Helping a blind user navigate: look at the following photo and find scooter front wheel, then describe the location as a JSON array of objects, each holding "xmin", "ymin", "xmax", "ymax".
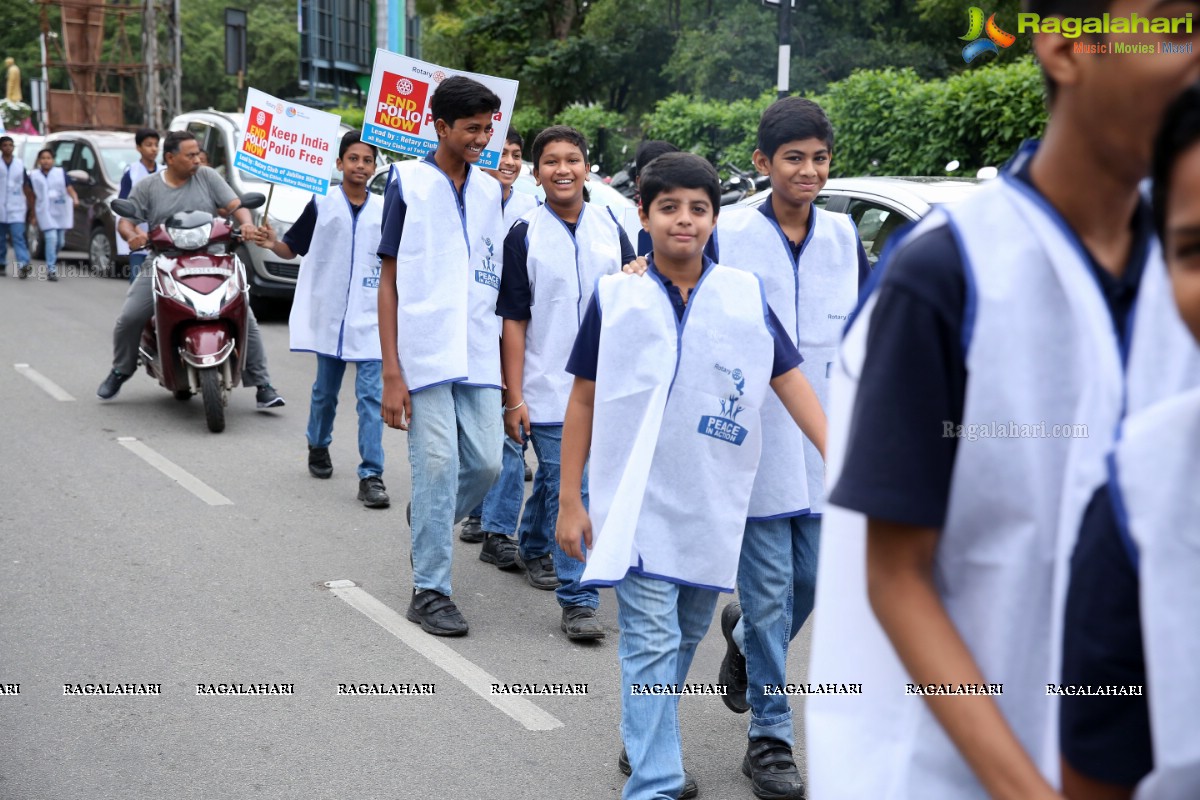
[{"xmin": 199, "ymin": 368, "xmax": 226, "ymax": 433}]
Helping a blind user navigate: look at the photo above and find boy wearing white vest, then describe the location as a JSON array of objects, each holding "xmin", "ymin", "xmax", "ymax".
[
  {"xmin": 492, "ymin": 125, "xmax": 635, "ymax": 639},
  {"xmin": 116, "ymin": 128, "xmax": 159, "ymax": 282},
  {"xmin": 29, "ymin": 148, "xmax": 78, "ymax": 282},
  {"xmin": 806, "ymin": 2, "xmax": 1200, "ymax": 798},
  {"xmin": 257, "ymin": 131, "xmax": 389, "ymax": 510},
  {"xmin": 556, "ymin": 153, "xmax": 827, "ymax": 800},
  {"xmin": 377, "ymin": 76, "xmax": 508, "ymax": 638},
  {"xmin": 1057, "ymin": 82, "xmax": 1200, "ymax": 800},
  {"xmin": 462, "ymin": 128, "xmax": 539, "ymax": 546},
  {"xmin": 705, "ymin": 96, "xmax": 870, "ymax": 800},
  {"xmin": 0, "ymin": 135, "xmax": 35, "ymax": 278}
]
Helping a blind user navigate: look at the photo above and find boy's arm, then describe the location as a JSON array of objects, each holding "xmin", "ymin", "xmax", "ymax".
[
  {"xmin": 256, "ymin": 197, "xmax": 317, "ymax": 259},
  {"xmin": 555, "ymin": 376, "xmax": 595, "ymax": 562},
  {"xmin": 769, "ymin": 367, "xmax": 826, "ymax": 459},
  {"xmin": 500, "ymin": 319, "xmax": 530, "ymax": 442},
  {"xmin": 377, "ymin": 255, "xmax": 411, "ymax": 430},
  {"xmin": 867, "ymin": 520, "xmax": 1063, "ymax": 800},
  {"xmin": 67, "ymin": 183, "xmax": 79, "ymax": 206}
]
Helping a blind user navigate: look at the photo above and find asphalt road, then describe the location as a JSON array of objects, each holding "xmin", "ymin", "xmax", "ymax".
[{"xmin": 0, "ymin": 264, "xmax": 813, "ymax": 800}]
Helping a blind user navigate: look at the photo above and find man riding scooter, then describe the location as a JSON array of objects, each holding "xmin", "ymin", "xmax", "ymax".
[{"xmin": 97, "ymin": 130, "xmax": 285, "ymax": 408}]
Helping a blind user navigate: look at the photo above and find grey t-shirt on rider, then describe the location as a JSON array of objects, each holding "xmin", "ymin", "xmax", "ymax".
[{"xmin": 122, "ymin": 166, "xmax": 237, "ymax": 229}]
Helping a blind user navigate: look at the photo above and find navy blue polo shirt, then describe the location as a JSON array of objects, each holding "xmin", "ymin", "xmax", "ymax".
[
  {"xmin": 280, "ymin": 192, "xmax": 365, "ymax": 257},
  {"xmin": 117, "ymin": 163, "xmax": 156, "ymax": 199},
  {"xmin": 496, "ymin": 210, "xmax": 637, "ymax": 321},
  {"xmin": 705, "ymin": 196, "xmax": 873, "ymax": 290},
  {"xmin": 565, "ymin": 257, "xmax": 803, "ymax": 382},
  {"xmin": 378, "ymin": 153, "xmax": 477, "ymax": 259},
  {"xmin": 829, "ymin": 151, "xmax": 1154, "ymax": 529}
]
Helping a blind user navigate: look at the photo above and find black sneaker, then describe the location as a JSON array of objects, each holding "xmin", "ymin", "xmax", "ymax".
[
  {"xmin": 719, "ymin": 601, "xmax": 750, "ymax": 713},
  {"xmin": 459, "ymin": 515, "xmax": 484, "ymax": 543},
  {"xmin": 357, "ymin": 476, "xmax": 390, "ymax": 508},
  {"xmin": 742, "ymin": 738, "xmax": 806, "ymax": 800},
  {"xmin": 479, "ymin": 533, "xmax": 520, "ymax": 570},
  {"xmin": 561, "ymin": 605, "xmax": 605, "ymax": 640},
  {"xmin": 618, "ymin": 747, "xmax": 698, "ymax": 799},
  {"xmin": 307, "ymin": 445, "xmax": 333, "ymax": 479},
  {"xmin": 522, "ymin": 553, "xmax": 560, "ymax": 590},
  {"xmin": 97, "ymin": 369, "xmax": 132, "ymax": 400},
  {"xmin": 17, "ymin": 264, "xmax": 31, "ymax": 279},
  {"xmin": 256, "ymin": 384, "xmax": 285, "ymax": 408},
  {"xmin": 47, "ymin": 270, "xmax": 58, "ymax": 282},
  {"xmin": 406, "ymin": 589, "xmax": 468, "ymax": 636}
]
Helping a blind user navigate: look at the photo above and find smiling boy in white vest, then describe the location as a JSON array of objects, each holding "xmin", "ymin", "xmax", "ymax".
[
  {"xmin": 705, "ymin": 96, "xmax": 870, "ymax": 800},
  {"xmin": 377, "ymin": 76, "xmax": 508, "ymax": 637},
  {"xmin": 116, "ymin": 128, "xmax": 159, "ymax": 282},
  {"xmin": 806, "ymin": 1, "xmax": 1200, "ymax": 798},
  {"xmin": 491, "ymin": 125, "xmax": 635, "ymax": 639},
  {"xmin": 257, "ymin": 130, "xmax": 388, "ymax": 510},
  {"xmin": 556, "ymin": 152, "xmax": 827, "ymax": 800}
]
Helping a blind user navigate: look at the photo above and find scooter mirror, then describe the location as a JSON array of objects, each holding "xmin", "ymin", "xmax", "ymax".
[
  {"xmin": 240, "ymin": 192, "xmax": 267, "ymax": 210},
  {"xmin": 111, "ymin": 198, "xmax": 140, "ymax": 219}
]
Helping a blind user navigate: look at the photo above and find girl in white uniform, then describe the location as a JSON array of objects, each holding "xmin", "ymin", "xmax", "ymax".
[{"xmin": 29, "ymin": 148, "xmax": 78, "ymax": 281}]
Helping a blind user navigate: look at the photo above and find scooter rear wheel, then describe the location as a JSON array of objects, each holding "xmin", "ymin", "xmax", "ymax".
[{"xmin": 199, "ymin": 368, "xmax": 225, "ymax": 433}]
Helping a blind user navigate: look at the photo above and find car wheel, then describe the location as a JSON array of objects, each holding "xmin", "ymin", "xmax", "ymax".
[
  {"xmin": 89, "ymin": 226, "xmax": 116, "ymax": 278},
  {"xmin": 25, "ymin": 220, "xmax": 42, "ymax": 260}
]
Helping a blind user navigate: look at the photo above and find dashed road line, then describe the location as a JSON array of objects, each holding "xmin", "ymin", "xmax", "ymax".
[
  {"xmin": 117, "ymin": 437, "xmax": 233, "ymax": 506},
  {"xmin": 14, "ymin": 364, "xmax": 75, "ymax": 401}
]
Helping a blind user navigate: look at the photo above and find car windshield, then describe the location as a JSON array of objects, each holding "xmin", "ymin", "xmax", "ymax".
[{"xmin": 100, "ymin": 146, "xmax": 142, "ymax": 181}]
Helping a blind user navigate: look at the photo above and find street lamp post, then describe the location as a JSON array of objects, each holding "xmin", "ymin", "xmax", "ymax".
[{"xmin": 761, "ymin": 0, "xmax": 797, "ymax": 99}]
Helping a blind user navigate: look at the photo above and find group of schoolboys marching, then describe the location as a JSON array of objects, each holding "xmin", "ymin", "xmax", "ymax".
[{"xmin": 90, "ymin": 7, "xmax": 1198, "ymax": 795}]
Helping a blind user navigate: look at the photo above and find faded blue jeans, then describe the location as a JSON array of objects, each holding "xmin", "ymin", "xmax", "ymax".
[
  {"xmin": 407, "ymin": 382, "xmax": 503, "ymax": 596},
  {"xmin": 306, "ymin": 355, "xmax": 384, "ymax": 479},
  {"xmin": 733, "ymin": 513, "xmax": 822, "ymax": 748},
  {"xmin": 0, "ymin": 221, "xmax": 30, "ymax": 268},
  {"xmin": 616, "ymin": 571, "xmax": 720, "ymax": 800},
  {"xmin": 517, "ymin": 425, "xmax": 595, "ymax": 609},
  {"xmin": 43, "ymin": 228, "xmax": 65, "ymax": 273}
]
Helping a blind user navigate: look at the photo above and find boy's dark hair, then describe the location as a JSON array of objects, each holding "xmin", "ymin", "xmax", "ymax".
[
  {"xmin": 36, "ymin": 148, "xmax": 53, "ymax": 160},
  {"xmin": 757, "ymin": 97, "xmax": 834, "ymax": 160},
  {"xmin": 429, "ymin": 76, "xmax": 501, "ymax": 128},
  {"xmin": 338, "ymin": 129, "xmax": 377, "ymax": 160},
  {"xmin": 1151, "ymin": 81, "xmax": 1200, "ymax": 243},
  {"xmin": 135, "ymin": 128, "xmax": 159, "ymax": 148},
  {"xmin": 638, "ymin": 152, "xmax": 721, "ymax": 212},
  {"xmin": 0, "ymin": 135, "xmax": 12, "ymax": 146},
  {"xmin": 1023, "ymin": 0, "xmax": 1115, "ymax": 106},
  {"xmin": 633, "ymin": 140, "xmax": 680, "ymax": 181},
  {"xmin": 506, "ymin": 130, "xmax": 524, "ymax": 150},
  {"xmin": 162, "ymin": 130, "xmax": 195, "ymax": 156},
  {"xmin": 531, "ymin": 125, "xmax": 588, "ymax": 171}
]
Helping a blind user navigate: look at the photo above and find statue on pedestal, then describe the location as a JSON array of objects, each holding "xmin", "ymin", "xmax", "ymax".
[{"xmin": 5, "ymin": 58, "xmax": 21, "ymax": 104}]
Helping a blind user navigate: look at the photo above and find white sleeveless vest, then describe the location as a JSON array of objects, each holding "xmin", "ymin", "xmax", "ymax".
[
  {"xmin": 715, "ymin": 204, "xmax": 860, "ymax": 517},
  {"xmin": 619, "ymin": 206, "xmax": 653, "ymax": 257},
  {"xmin": 30, "ymin": 167, "xmax": 72, "ymax": 231},
  {"xmin": 391, "ymin": 158, "xmax": 505, "ymax": 392},
  {"xmin": 806, "ymin": 175, "xmax": 1200, "ymax": 800},
  {"xmin": 522, "ymin": 203, "xmax": 623, "ymax": 424},
  {"xmin": 289, "ymin": 188, "xmax": 385, "ymax": 361},
  {"xmin": 582, "ymin": 264, "xmax": 775, "ymax": 591},
  {"xmin": 1112, "ymin": 388, "xmax": 1200, "ymax": 800},
  {"xmin": 502, "ymin": 189, "xmax": 537, "ymax": 229},
  {"xmin": 0, "ymin": 156, "xmax": 27, "ymax": 224},
  {"xmin": 116, "ymin": 161, "xmax": 156, "ymax": 256}
]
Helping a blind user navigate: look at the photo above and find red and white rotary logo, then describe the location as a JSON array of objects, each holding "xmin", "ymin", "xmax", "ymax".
[
  {"xmin": 256, "ymin": 110, "xmax": 266, "ymax": 126},
  {"xmin": 395, "ymin": 78, "xmax": 415, "ymax": 96},
  {"xmin": 433, "ymin": 71, "xmax": 446, "ymax": 83}
]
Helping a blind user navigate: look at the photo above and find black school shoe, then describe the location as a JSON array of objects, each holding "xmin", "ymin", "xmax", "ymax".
[
  {"xmin": 479, "ymin": 533, "xmax": 520, "ymax": 570},
  {"xmin": 307, "ymin": 445, "xmax": 333, "ymax": 479},
  {"xmin": 618, "ymin": 747, "xmax": 698, "ymax": 799},
  {"xmin": 358, "ymin": 476, "xmax": 390, "ymax": 508},
  {"xmin": 742, "ymin": 738, "xmax": 806, "ymax": 800},
  {"xmin": 406, "ymin": 589, "xmax": 468, "ymax": 636},
  {"xmin": 459, "ymin": 515, "xmax": 484, "ymax": 543},
  {"xmin": 560, "ymin": 605, "xmax": 605, "ymax": 640},
  {"xmin": 718, "ymin": 601, "xmax": 750, "ymax": 713}
]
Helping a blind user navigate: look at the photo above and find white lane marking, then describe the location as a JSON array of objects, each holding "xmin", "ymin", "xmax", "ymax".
[
  {"xmin": 116, "ymin": 437, "xmax": 233, "ymax": 506},
  {"xmin": 13, "ymin": 363, "xmax": 75, "ymax": 402},
  {"xmin": 324, "ymin": 581, "xmax": 564, "ymax": 732}
]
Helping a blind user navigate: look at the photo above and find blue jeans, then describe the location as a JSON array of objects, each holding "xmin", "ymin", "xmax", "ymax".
[
  {"xmin": 517, "ymin": 425, "xmax": 595, "ymax": 609},
  {"xmin": 733, "ymin": 513, "xmax": 821, "ymax": 748},
  {"xmin": 128, "ymin": 253, "xmax": 146, "ymax": 282},
  {"xmin": 0, "ymin": 221, "xmax": 30, "ymax": 267},
  {"xmin": 43, "ymin": 228, "xmax": 65, "ymax": 271},
  {"xmin": 616, "ymin": 571, "xmax": 720, "ymax": 800},
  {"xmin": 407, "ymin": 382, "xmax": 503, "ymax": 596},
  {"xmin": 479, "ymin": 433, "xmax": 526, "ymax": 535},
  {"xmin": 306, "ymin": 355, "xmax": 384, "ymax": 479}
]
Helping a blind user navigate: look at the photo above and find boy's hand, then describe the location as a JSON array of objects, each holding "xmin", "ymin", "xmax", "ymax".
[
  {"xmin": 255, "ymin": 221, "xmax": 276, "ymax": 247},
  {"xmin": 555, "ymin": 498, "xmax": 592, "ymax": 562},
  {"xmin": 622, "ymin": 256, "xmax": 648, "ymax": 276},
  {"xmin": 504, "ymin": 400, "xmax": 530, "ymax": 443},
  {"xmin": 382, "ymin": 374, "xmax": 412, "ymax": 431}
]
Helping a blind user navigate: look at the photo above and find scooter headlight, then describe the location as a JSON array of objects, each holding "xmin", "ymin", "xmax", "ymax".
[{"xmin": 166, "ymin": 223, "xmax": 212, "ymax": 251}]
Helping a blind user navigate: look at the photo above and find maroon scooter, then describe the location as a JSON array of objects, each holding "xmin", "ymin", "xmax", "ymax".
[{"xmin": 111, "ymin": 193, "xmax": 265, "ymax": 432}]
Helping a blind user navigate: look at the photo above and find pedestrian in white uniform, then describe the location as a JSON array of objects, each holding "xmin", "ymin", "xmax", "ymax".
[
  {"xmin": 115, "ymin": 128, "xmax": 160, "ymax": 282},
  {"xmin": 0, "ymin": 134, "xmax": 35, "ymax": 277},
  {"xmin": 28, "ymin": 148, "xmax": 78, "ymax": 281}
]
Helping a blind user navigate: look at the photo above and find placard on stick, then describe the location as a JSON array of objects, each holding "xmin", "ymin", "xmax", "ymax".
[{"xmin": 233, "ymin": 89, "xmax": 342, "ymax": 195}]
